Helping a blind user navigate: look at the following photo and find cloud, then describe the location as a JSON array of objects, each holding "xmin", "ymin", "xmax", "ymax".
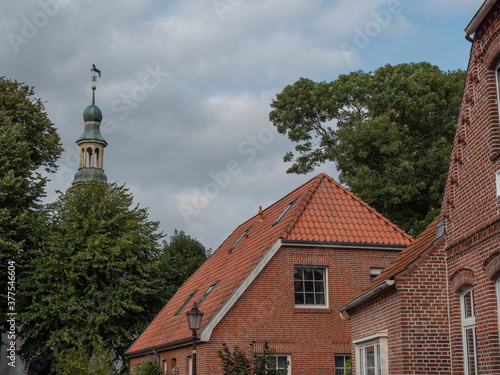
[{"xmin": 0, "ymin": 0, "xmax": 481, "ymax": 249}]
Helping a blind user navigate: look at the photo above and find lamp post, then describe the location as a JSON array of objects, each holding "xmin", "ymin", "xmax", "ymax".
[{"xmin": 186, "ymin": 302, "xmax": 203, "ymax": 375}]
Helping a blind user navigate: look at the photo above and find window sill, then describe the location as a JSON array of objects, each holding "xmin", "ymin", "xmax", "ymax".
[{"xmin": 294, "ymin": 307, "xmax": 331, "ymax": 314}]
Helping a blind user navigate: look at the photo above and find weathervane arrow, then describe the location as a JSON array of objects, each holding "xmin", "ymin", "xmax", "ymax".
[{"xmin": 91, "ymin": 64, "xmax": 101, "ymax": 82}]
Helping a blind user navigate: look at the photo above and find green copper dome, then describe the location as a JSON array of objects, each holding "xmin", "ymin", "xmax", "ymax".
[
  {"xmin": 83, "ymin": 104, "xmax": 102, "ymax": 123},
  {"xmin": 72, "ymin": 169, "xmax": 108, "ymax": 184},
  {"xmin": 77, "ymin": 123, "xmax": 107, "ymax": 144}
]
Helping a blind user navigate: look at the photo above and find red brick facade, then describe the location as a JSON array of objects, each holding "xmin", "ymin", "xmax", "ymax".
[
  {"xmin": 442, "ymin": 2, "xmax": 500, "ymax": 373},
  {"xmin": 342, "ymin": 2, "xmax": 500, "ymax": 374},
  {"xmin": 132, "ymin": 245, "xmax": 399, "ymax": 375},
  {"xmin": 130, "ymin": 246, "xmax": 403, "ymax": 374},
  {"xmin": 340, "ymin": 219, "xmax": 451, "ymax": 374}
]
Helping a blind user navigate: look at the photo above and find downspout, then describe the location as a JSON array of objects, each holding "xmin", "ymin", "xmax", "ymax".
[
  {"xmin": 339, "ymin": 311, "xmax": 350, "ymax": 321},
  {"xmin": 153, "ymin": 348, "xmax": 160, "ymax": 366},
  {"xmin": 465, "ymin": 0, "xmax": 496, "ymax": 42}
]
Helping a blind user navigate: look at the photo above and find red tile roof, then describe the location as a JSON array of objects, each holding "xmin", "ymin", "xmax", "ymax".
[
  {"xmin": 338, "ymin": 216, "xmax": 441, "ymax": 312},
  {"xmin": 126, "ymin": 173, "xmax": 412, "ymax": 356}
]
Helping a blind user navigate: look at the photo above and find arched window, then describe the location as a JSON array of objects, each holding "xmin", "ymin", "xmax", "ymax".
[
  {"xmin": 86, "ymin": 147, "xmax": 93, "ymax": 168},
  {"xmin": 461, "ymin": 287, "xmax": 477, "ymax": 375},
  {"xmin": 95, "ymin": 148, "xmax": 100, "ymax": 169}
]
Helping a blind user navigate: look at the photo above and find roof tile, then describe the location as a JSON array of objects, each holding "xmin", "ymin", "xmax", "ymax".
[{"xmin": 126, "ymin": 173, "xmax": 412, "ymax": 356}]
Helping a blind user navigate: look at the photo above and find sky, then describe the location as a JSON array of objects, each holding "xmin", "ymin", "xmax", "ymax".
[{"xmin": 1, "ymin": 0, "xmax": 485, "ymax": 251}]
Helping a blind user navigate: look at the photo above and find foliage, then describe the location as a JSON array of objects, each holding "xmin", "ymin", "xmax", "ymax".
[
  {"xmin": 269, "ymin": 62, "xmax": 465, "ymax": 234},
  {"xmin": 159, "ymin": 229, "xmax": 209, "ymax": 300},
  {"xmin": 18, "ymin": 181, "xmax": 164, "ymax": 366},
  {"xmin": 218, "ymin": 342, "xmax": 287, "ymax": 375},
  {"xmin": 0, "ymin": 76, "xmax": 62, "ymax": 333},
  {"xmin": 133, "ymin": 358, "xmax": 162, "ymax": 375},
  {"xmin": 51, "ymin": 336, "xmax": 117, "ymax": 375},
  {"xmin": 344, "ymin": 358, "xmax": 352, "ymax": 375}
]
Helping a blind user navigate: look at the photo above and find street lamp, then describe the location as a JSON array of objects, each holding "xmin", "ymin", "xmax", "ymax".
[{"xmin": 186, "ymin": 302, "xmax": 203, "ymax": 375}]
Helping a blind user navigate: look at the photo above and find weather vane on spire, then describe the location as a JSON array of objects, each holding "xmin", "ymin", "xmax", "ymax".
[{"xmin": 91, "ymin": 64, "xmax": 101, "ymax": 83}]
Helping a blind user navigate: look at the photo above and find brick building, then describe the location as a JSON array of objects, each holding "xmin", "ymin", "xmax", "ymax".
[
  {"xmin": 125, "ymin": 173, "xmax": 412, "ymax": 374},
  {"xmin": 338, "ymin": 218, "xmax": 450, "ymax": 375},
  {"xmin": 340, "ymin": 1, "xmax": 500, "ymax": 374},
  {"xmin": 443, "ymin": 0, "xmax": 500, "ymax": 373}
]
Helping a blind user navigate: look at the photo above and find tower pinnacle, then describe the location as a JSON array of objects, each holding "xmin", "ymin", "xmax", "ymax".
[{"xmin": 72, "ymin": 83, "xmax": 108, "ymax": 185}]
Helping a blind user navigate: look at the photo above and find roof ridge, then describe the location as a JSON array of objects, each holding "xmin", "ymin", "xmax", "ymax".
[
  {"xmin": 323, "ymin": 175, "xmax": 413, "ymax": 242},
  {"xmin": 280, "ymin": 174, "xmax": 325, "ymax": 239}
]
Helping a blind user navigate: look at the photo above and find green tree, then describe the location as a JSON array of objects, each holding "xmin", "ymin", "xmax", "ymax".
[
  {"xmin": 0, "ymin": 77, "xmax": 62, "ymax": 333},
  {"xmin": 51, "ymin": 336, "xmax": 117, "ymax": 375},
  {"xmin": 18, "ymin": 181, "xmax": 164, "ymax": 369},
  {"xmin": 269, "ymin": 62, "xmax": 465, "ymax": 234},
  {"xmin": 159, "ymin": 229, "xmax": 209, "ymax": 300}
]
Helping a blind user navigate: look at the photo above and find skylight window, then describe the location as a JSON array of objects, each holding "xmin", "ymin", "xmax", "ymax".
[
  {"xmin": 272, "ymin": 198, "xmax": 297, "ymax": 226},
  {"xmin": 173, "ymin": 290, "xmax": 197, "ymax": 317},
  {"xmin": 197, "ymin": 281, "xmax": 219, "ymax": 306},
  {"xmin": 230, "ymin": 226, "xmax": 251, "ymax": 251}
]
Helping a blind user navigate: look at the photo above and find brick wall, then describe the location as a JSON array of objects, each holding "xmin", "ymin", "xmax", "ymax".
[
  {"xmin": 440, "ymin": 3, "xmax": 500, "ymax": 374},
  {"xmin": 130, "ymin": 244, "xmax": 399, "ymax": 375},
  {"xmin": 348, "ymin": 243, "xmax": 450, "ymax": 374}
]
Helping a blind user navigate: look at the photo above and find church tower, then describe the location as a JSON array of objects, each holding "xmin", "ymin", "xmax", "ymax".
[{"xmin": 72, "ymin": 85, "xmax": 108, "ymax": 184}]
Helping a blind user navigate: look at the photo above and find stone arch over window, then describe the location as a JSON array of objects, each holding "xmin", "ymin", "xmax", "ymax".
[{"xmin": 450, "ymin": 269, "xmax": 475, "ymax": 294}]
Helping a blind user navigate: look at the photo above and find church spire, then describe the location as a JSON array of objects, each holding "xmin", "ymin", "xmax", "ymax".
[{"xmin": 72, "ymin": 82, "xmax": 108, "ymax": 185}]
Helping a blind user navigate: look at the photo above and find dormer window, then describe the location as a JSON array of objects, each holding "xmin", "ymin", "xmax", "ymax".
[
  {"xmin": 197, "ymin": 281, "xmax": 219, "ymax": 306},
  {"xmin": 231, "ymin": 227, "xmax": 251, "ymax": 251},
  {"xmin": 272, "ymin": 198, "xmax": 297, "ymax": 226},
  {"xmin": 173, "ymin": 290, "xmax": 197, "ymax": 317}
]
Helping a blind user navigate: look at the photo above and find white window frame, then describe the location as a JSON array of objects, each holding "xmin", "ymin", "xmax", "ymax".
[
  {"xmin": 353, "ymin": 331, "xmax": 388, "ymax": 375},
  {"xmin": 497, "ymin": 280, "xmax": 500, "ymax": 331},
  {"xmin": 461, "ymin": 287, "xmax": 478, "ymax": 375},
  {"xmin": 334, "ymin": 353, "xmax": 352, "ymax": 375},
  {"xmin": 293, "ymin": 266, "xmax": 328, "ymax": 308},
  {"xmin": 256, "ymin": 354, "xmax": 291, "ymax": 375},
  {"xmin": 370, "ymin": 267, "xmax": 384, "ymax": 282},
  {"xmin": 496, "ymin": 170, "xmax": 500, "ymax": 197}
]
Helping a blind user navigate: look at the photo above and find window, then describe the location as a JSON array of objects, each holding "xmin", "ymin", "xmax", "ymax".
[
  {"xmin": 294, "ymin": 267, "xmax": 327, "ymax": 306},
  {"xmin": 273, "ymin": 198, "xmax": 297, "ymax": 226},
  {"xmin": 461, "ymin": 288, "xmax": 477, "ymax": 375},
  {"xmin": 256, "ymin": 354, "xmax": 290, "ymax": 375},
  {"xmin": 197, "ymin": 281, "xmax": 219, "ymax": 306},
  {"xmin": 496, "ymin": 64, "xmax": 500, "ymax": 110},
  {"xmin": 358, "ymin": 342, "xmax": 380, "ymax": 375},
  {"xmin": 335, "ymin": 354, "xmax": 351, "ymax": 375},
  {"xmin": 173, "ymin": 290, "xmax": 197, "ymax": 316},
  {"xmin": 496, "ymin": 170, "xmax": 500, "ymax": 197},
  {"xmin": 231, "ymin": 226, "xmax": 251, "ymax": 251},
  {"xmin": 353, "ymin": 332, "xmax": 388, "ymax": 375},
  {"xmin": 369, "ymin": 268, "xmax": 383, "ymax": 282},
  {"xmin": 497, "ymin": 280, "xmax": 500, "ymax": 332}
]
